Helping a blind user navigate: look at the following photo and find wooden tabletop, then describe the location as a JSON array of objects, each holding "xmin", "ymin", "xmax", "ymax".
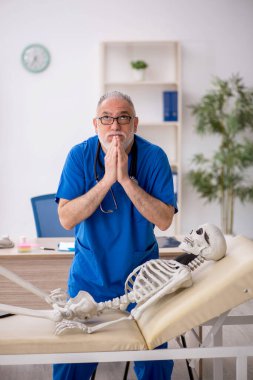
[
  {"xmin": 0, "ymin": 237, "xmax": 184, "ymax": 258},
  {"xmin": 0, "ymin": 237, "xmax": 74, "ymax": 258},
  {"xmin": 0, "ymin": 237, "xmax": 184, "ymax": 309}
]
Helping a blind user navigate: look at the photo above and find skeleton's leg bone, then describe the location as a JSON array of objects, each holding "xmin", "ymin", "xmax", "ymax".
[
  {"xmin": 0, "ymin": 265, "xmax": 52, "ymax": 304},
  {"xmin": 131, "ymin": 266, "xmax": 193, "ymax": 319},
  {"xmin": 0, "ymin": 303, "xmax": 62, "ymax": 322},
  {"xmin": 87, "ymin": 315, "xmax": 132, "ymax": 334}
]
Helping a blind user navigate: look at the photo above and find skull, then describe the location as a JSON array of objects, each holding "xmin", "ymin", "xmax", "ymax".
[{"xmin": 180, "ymin": 223, "xmax": 227, "ymax": 261}]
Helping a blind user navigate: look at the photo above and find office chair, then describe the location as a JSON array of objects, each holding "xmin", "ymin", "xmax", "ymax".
[{"xmin": 31, "ymin": 193, "xmax": 74, "ymax": 237}]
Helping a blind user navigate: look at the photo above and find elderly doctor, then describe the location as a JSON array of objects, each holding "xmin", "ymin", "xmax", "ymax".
[{"xmin": 54, "ymin": 91, "xmax": 178, "ymax": 380}]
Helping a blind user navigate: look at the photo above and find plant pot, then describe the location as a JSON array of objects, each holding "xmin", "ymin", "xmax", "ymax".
[{"xmin": 132, "ymin": 68, "xmax": 145, "ymax": 81}]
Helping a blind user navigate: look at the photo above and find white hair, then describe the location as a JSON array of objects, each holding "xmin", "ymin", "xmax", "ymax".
[{"xmin": 97, "ymin": 91, "xmax": 136, "ymax": 115}]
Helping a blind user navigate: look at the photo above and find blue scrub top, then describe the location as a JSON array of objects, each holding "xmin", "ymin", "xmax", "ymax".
[{"xmin": 56, "ymin": 135, "xmax": 177, "ymax": 302}]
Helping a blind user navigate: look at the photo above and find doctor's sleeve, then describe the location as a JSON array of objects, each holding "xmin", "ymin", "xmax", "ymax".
[{"xmin": 56, "ymin": 145, "xmax": 86, "ymax": 203}]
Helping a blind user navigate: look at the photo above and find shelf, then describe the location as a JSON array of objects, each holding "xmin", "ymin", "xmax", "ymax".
[
  {"xmin": 105, "ymin": 81, "xmax": 178, "ymax": 88},
  {"xmin": 102, "ymin": 41, "xmax": 179, "ymax": 84},
  {"xmin": 103, "ymin": 40, "xmax": 178, "ymax": 46},
  {"xmin": 100, "ymin": 40, "xmax": 181, "ymax": 234},
  {"xmin": 138, "ymin": 122, "xmax": 179, "ymax": 128}
]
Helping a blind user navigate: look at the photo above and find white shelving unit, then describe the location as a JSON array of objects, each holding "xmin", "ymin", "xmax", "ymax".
[{"xmin": 99, "ymin": 41, "xmax": 182, "ymax": 235}]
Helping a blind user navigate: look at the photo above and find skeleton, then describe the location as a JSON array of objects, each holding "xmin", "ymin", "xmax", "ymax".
[{"xmin": 0, "ymin": 223, "xmax": 227, "ymax": 334}]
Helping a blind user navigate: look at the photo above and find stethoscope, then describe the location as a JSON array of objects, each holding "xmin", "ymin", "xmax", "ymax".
[{"xmin": 93, "ymin": 138, "xmax": 138, "ymax": 213}]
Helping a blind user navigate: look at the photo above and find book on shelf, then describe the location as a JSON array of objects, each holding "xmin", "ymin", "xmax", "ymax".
[
  {"xmin": 172, "ymin": 170, "xmax": 178, "ymax": 203},
  {"xmin": 163, "ymin": 91, "xmax": 178, "ymax": 122}
]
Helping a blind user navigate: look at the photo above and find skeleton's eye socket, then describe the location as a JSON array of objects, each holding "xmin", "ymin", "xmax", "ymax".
[
  {"xmin": 196, "ymin": 228, "xmax": 203, "ymax": 235},
  {"xmin": 204, "ymin": 232, "xmax": 210, "ymax": 245}
]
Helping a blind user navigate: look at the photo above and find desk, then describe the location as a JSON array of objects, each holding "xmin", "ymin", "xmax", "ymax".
[{"xmin": 0, "ymin": 237, "xmax": 183, "ymax": 309}]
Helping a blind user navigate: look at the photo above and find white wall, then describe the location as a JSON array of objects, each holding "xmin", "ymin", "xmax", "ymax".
[{"xmin": 0, "ymin": 0, "xmax": 253, "ymax": 239}]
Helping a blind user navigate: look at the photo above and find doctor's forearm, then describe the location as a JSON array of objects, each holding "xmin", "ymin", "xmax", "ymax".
[
  {"xmin": 121, "ymin": 178, "xmax": 175, "ymax": 231},
  {"xmin": 58, "ymin": 179, "xmax": 112, "ymax": 229}
]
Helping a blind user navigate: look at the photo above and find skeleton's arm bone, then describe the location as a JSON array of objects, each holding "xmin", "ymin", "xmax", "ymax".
[
  {"xmin": 87, "ymin": 315, "xmax": 132, "ymax": 333},
  {"xmin": 0, "ymin": 265, "xmax": 52, "ymax": 304},
  {"xmin": 0, "ymin": 303, "xmax": 62, "ymax": 321},
  {"xmin": 55, "ymin": 314, "xmax": 132, "ymax": 335},
  {"xmin": 131, "ymin": 265, "xmax": 192, "ymax": 319}
]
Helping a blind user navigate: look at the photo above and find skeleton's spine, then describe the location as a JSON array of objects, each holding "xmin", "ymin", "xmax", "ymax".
[
  {"xmin": 188, "ymin": 256, "xmax": 205, "ymax": 271},
  {"xmin": 97, "ymin": 294, "xmax": 132, "ymax": 312}
]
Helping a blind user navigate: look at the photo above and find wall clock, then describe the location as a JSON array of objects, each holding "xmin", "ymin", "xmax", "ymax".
[{"xmin": 21, "ymin": 44, "xmax": 51, "ymax": 73}]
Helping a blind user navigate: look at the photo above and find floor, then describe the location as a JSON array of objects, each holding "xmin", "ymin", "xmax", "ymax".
[{"xmin": 0, "ymin": 300, "xmax": 252, "ymax": 380}]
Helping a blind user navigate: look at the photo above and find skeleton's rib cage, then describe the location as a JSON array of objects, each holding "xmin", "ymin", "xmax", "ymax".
[{"xmin": 125, "ymin": 259, "xmax": 189, "ymax": 304}]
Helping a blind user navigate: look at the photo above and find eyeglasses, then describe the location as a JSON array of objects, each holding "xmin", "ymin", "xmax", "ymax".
[{"xmin": 97, "ymin": 115, "xmax": 132, "ymax": 126}]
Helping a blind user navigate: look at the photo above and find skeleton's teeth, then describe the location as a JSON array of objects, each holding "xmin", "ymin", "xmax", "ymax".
[{"xmin": 184, "ymin": 236, "xmax": 194, "ymax": 246}]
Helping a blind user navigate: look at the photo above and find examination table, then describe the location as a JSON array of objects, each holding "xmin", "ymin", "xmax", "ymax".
[{"xmin": 0, "ymin": 235, "xmax": 253, "ymax": 380}]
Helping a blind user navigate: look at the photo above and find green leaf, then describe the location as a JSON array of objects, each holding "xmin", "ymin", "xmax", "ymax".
[{"xmin": 188, "ymin": 73, "xmax": 253, "ymax": 233}]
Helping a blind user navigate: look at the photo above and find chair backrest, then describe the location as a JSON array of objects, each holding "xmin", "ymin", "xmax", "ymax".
[{"xmin": 31, "ymin": 194, "xmax": 74, "ymax": 237}]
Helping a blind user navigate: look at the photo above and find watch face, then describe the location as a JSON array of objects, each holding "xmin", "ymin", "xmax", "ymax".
[{"xmin": 21, "ymin": 44, "xmax": 50, "ymax": 73}]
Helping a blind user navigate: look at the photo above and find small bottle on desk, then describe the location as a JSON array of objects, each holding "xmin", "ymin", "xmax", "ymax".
[{"xmin": 17, "ymin": 236, "xmax": 32, "ymax": 253}]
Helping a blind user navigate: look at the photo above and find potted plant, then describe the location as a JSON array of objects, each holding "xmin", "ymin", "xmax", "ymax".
[
  {"xmin": 188, "ymin": 74, "xmax": 253, "ymax": 235},
  {"xmin": 130, "ymin": 60, "xmax": 148, "ymax": 81}
]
